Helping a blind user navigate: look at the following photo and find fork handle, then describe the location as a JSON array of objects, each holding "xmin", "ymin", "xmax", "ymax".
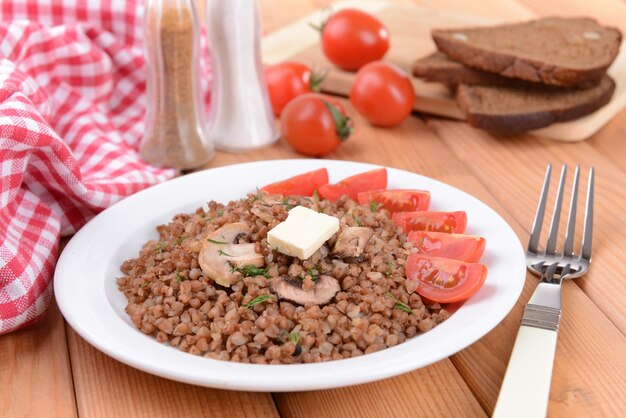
[{"xmin": 492, "ymin": 325, "xmax": 558, "ymax": 418}]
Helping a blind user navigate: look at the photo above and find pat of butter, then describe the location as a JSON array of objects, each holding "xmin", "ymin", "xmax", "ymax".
[{"xmin": 267, "ymin": 205, "xmax": 339, "ymax": 259}]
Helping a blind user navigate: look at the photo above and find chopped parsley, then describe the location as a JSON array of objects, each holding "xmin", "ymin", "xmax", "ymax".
[
  {"xmin": 141, "ymin": 281, "xmax": 150, "ymax": 288},
  {"xmin": 385, "ymin": 261, "xmax": 395, "ymax": 277},
  {"xmin": 283, "ymin": 197, "xmax": 295, "ymax": 211},
  {"xmin": 176, "ymin": 236, "xmax": 187, "ymax": 245},
  {"xmin": 217, "ymin": 210, "xmax": 224, "ymax": 216},
  {"xmin": 385, "ymin": 291, "xmax": 413, "ymax": 314},
  {"xmin": 176, "ymin": 271, "xmax": 186, "ymax": 282},
  {"xmin": 232, "ymin": 265, "xmax": 270, "ymax": 278},
  {"xmin": 351, "ymin": 213, "xmax": 362, "ymax": 226},
  {"xmin": 306, "ymin": 268, "xmax": 319, "ymax": 281},
  {"xmin": 243, "ymin": 294, "xmax": 274, "ymax": 308},
  {"xmin": 288, "ymin": 330, "xmax": 300, "ymax": 345},
  {"xmin": 207, "ymin": 238, "xmax": 228, "ymax": 244},
  {"xmin": 155, "ymin": 242, "xmax": 166, "ymax": 253},
  {"xmin": 218, "ymin": 249, "xmax": 232, "ymax": 257},
  {"xmin": 369, "ymin": 201, "xmax": 381, "ymax": 212},
  {"xmin": 252, "ymin": 188, "xmax": 262, "ymax": 202}
]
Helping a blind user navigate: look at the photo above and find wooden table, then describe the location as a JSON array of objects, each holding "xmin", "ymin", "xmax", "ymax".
[{"xmin": 2, "ymin": 0, "xmax": 626, "ymax": 417}]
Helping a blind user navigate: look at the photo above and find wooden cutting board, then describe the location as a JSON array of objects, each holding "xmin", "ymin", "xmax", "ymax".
[{"xmin": 261, "ymin": 0, "xmax": 626, "ymax": 142}]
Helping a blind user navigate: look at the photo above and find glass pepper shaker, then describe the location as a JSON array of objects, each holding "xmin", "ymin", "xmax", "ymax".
[
  {"xmin": 140, "ymin": 0, "xmax": 214, "ymax": 170},
  {"xmin": 204, "ymin": 0, "xmax": 279, "ymax": 152}
]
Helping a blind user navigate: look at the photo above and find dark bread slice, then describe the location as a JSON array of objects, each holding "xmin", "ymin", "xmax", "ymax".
[
  {"xmin": 412, "ymin": 52, "xmax": 538, "ymax": 87},
  {"xmin": 456, "ymin": 75, "xmax": 615, "ymax": 133},
  {"xmin": 432, "ymin": 17, "xmax": 622, "ymax": 87}
]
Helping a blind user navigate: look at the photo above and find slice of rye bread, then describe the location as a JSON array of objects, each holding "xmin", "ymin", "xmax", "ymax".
[
  {"xmin": 432, "ymin": 17, "xmax": 622, "ymax": 87},
  {"xmin": 412, "ymin": 52, "xmax": 538, "ymax": 87},
  {"xmin": 456, "ymin": 75, "xmax": 616, "ymax": 133}
]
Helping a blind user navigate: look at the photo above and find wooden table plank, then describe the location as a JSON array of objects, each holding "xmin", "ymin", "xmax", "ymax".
[
  {"xmin": 0, "ymin": 298, "xmax": 77, "ymax": 418},
  {"xmin": 274, "ymin": 363, "xmax": 486, "ymax": 418},
  {"xmin": 66, "ymin": 326, "xmax": 279, "ymax": 418}
]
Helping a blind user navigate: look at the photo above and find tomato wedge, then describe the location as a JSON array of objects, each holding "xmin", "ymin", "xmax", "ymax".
[
  {"xmin": 318, "ymin": 168, "xmax": 387, "ymax": 202},
  {"xmin": 392, "ymin": 211, "xmax": 467, "ymax": 234},
  {"xmin": 260, "ymin": 168, "xmax": 329, "ymax": 196},
  {"xmin": 405, "ymin": 255, "xmax": 487, "ymax": 303},
  {"xmin": 357, "ymin": 189, "xmax": 430, "ymax": 213},
  {"xmin": 407, "ymin": 231, "xmax": 485, "ymax": 262}
]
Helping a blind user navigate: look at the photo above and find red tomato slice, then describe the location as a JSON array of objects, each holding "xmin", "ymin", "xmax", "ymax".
[
  {"xmin": 318, "ymin": 168, "xmax": 387, "ymax": 202},
  {"xmin": 392, "ymin": 211, "xmax": 467, "ymax": 234},
  {"xmin": 260, "ymin": 168, "xmax": 329, "ymax": 196},
  {"xmin": 407, "ymin": 231, "xmax": 485, "ymax": 262},
  {"xmin": 357, "ymin": 189, "xmax": 430, "ymax": 213},
  {"xmin": 405, "ymin": 255, "xmax": 487, "ymax": 303}
]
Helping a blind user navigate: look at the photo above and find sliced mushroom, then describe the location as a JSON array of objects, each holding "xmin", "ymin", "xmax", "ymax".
[
  {"xmin": 332, "ymin": 227, "xmax": 373, "ymax": 262},
  {"xmin": 270, "ymin": 275, "xmax": 340, "ymax": 305},
  {"xmin": 198, "ymin": 222, "xmax": 264, "ymax": 287}
]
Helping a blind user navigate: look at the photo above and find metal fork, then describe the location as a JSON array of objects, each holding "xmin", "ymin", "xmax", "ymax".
[{"xmin": 493, "ymin": 164, "xmax": 594, "ymax": 418}]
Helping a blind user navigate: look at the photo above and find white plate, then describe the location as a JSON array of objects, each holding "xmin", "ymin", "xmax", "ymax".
[{"xmin": 55, "ymin": 159, "xmax": 525, "ymax": 392}]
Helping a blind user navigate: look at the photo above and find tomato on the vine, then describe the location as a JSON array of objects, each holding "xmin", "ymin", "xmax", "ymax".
[
  {"xmin": 317, "ymin": 9, "xmax": 389, "ymax": 71},
  {"xmin": 350, "ymin": 61, "xmax": 415, "ymax": 127},
  {"xmin": 281, "ymin": 93, "xmax": 352, "ymax": 157}
]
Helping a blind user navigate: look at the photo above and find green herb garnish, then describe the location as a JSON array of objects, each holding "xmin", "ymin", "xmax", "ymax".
[
  {"xmin": 176, "ymin": 271, "xmax": 186, "ymax": 282},
  {"xmin": 370, "ymin": 201, "xmax": 381, "ymax": 212},
  {"xmin": 217, "ymin": 210, "xmax": 224, "ymax": 216},
  {"xmin": 313, "ymin": 189, "xmax": 320, "ymax": 201},
  {"xmin": 351, "ymin": 213, "xmax": 362, "ymax": 226},
  {"xmin": 385, "ymin": 291, "xmax": 413, "ymax": 314},
  {"xmin": 283, "ymin": 197, "xmax": 295, "ymax": 211},
  {"xmin": 176, "ymin": 236, "xmax": 187, "ymax": 245},
  {"xmin": 207, "ymin": 238, "xmax": 228, "ymax": 244},
  {"xmin": 155, "ymin": 242, "xmax": 166, "ymax": 253},
  {"xmin": 244, "ymin": 294, "xmax": 274, "ymax": 308},
  {"xmin": 288, "ymin": 330, "xmax": 301, "ymax": 345},
  {"xmin": 141, "ymin": 281, "xmax": 150, "ymax": 288},
  {"xmin": 306, "ymin": 268, "xmax": 319, "ymax": 281},
  {"xmin": 232, "ymin": 265, "xmax": 270, "ymax": 278},
  {"xmin": 218, "ymin": 249, "xmax": 232, "ymax": 257},
  {"xmin": 385, "ymin": 261, "xmax": 395, "ymax": 277}
]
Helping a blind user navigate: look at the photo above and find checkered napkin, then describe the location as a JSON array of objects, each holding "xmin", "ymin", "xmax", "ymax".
[{"xmin": 0, "ymin": 1, "xmax": 211, "ymax": 334}]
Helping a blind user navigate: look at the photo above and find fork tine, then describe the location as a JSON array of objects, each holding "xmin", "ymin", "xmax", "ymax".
[
  {"xmin": 563, "ymin": 166, "xmax": 580, "ymax": 256},
  {"xmin": 528, "ymin": 164, "xmax": 552, "ymax": 253},
  {"xmin": 545, "ymin": 165, "xmax": 567, "ymax": 255},
  {"xmin": 581, "ymin": 167, "xmax": 595, "ymax": 261}
]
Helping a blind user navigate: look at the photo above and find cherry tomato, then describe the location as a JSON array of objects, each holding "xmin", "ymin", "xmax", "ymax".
[
  {"xmin": 392, "ymin": 211, "xmax": 467, "ymax": 234},
  {"xmin": 320, "ymin": 9, "xmax": 389, "ymax": 71},
  {"xmin": 407, "ymin": 231, "xmax": 486, "ymax": 263},
  {"xmin": 281, "ymin": 93, "xmax": 352, "ymax": 157},
  {"xmin": 405, "ymin": 255, "xmax": 487, "ymax": 303},
  {"xmin": 265, "ymin": 62, "xmax": 325, "ymax": 117},
  {"xmin": 260, "ymin": 168, "xmax": 329, "ymax": 196},
  {"xmin": 318, "ymin": 168, "xmax": 387, "ymax": 202},
  {"xmin": 350, "ymin": 61, "xmax": 415, "ymax": 127},
  {"xmin": 358, "ymin": 189, "xmax": 430, "ymax": 213}
]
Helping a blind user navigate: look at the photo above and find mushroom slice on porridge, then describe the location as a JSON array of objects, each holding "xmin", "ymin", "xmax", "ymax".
[
  {"xmin": 332, "ymin": 226, "xmax": 374, "ymax": 262},
  {"xmin": 270, "ymin": 275, "xmax": 340, "ymax": 305},
  {"xmin": 198, "ymin": 222, "xmax": 264, "ymax": 287}
]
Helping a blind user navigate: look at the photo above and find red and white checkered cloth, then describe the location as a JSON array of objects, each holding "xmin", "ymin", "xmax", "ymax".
[{"xmin": 0, "ymin": 1, "xmax": 211, "ymax": 334}]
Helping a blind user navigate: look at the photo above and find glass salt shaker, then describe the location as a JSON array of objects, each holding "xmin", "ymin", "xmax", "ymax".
[
  {"xmin": 205, "ymin": 0, "xmax": 279, "ymax": 152},
  {"xmin": 140, "ymin": 0, "xmax": 214, "ymax": 170}
]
